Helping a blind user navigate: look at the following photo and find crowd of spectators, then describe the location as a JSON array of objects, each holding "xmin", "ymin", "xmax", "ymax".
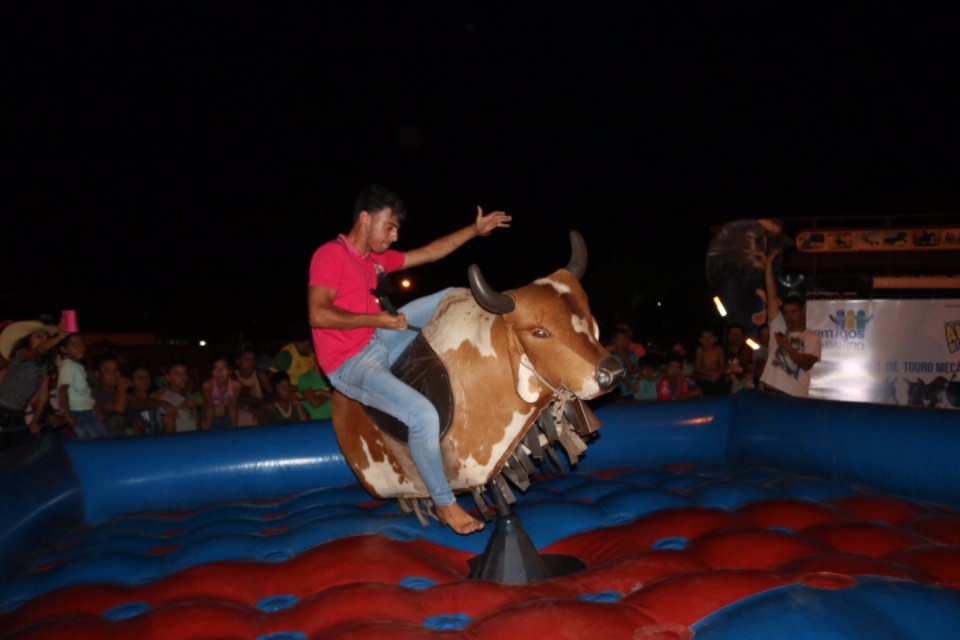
[
  {"xmin": 604, "ymin": 321, "xmax": 770, "ymax": 404},
  {"xmin": 0, "ymin": 319, "xmax": 333, "ymax": 450},
  {"xmin": 1, "ymin": 313, "xmax": 774, "ymax": 451}
]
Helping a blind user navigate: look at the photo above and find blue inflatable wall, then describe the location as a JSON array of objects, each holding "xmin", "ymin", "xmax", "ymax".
[{"xmin": 3, "ymin": 390, "xmax": 960, "ymax": 589}]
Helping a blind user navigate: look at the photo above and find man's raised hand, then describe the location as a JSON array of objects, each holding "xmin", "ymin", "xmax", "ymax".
[{"xmin": 474, "ymin": 206, "xmax": 512, "ymax": 237}]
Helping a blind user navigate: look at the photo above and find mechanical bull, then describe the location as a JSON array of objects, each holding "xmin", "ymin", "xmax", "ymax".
[{"xmin": 331, "ymin": 231, "xmax": 623, "ymax": 513}]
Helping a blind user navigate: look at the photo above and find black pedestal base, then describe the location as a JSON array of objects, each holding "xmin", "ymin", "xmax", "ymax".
[{"xmin": 466, "ymin": 511, "xmax": 586, "ymax": 583}]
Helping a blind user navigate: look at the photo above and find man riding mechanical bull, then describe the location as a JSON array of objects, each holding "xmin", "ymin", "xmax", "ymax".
[{"xmin": 308, "ymin": 185, "xmax": 622, "ymax": 534}]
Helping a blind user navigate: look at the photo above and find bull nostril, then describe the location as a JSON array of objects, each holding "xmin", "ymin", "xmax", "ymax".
[
  {"xmin": 597, "ymin": 356, "xmax": 625, "ymax": 392},
  {"xmin": 598, "ymin": 370, "xmax": 611, "ymax": 388}
]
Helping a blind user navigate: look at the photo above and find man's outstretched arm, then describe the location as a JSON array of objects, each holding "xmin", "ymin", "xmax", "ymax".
[
  {"xmin": 403, "ymin": 207, "xmax": 512, "ymax": 269},
  {"xmin": 764, "ymin": 248, "xmax": 782, "ymax": 324}
]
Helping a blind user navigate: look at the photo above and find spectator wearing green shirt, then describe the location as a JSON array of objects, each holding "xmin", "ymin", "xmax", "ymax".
[
  {"xmin": 297, "ymin": 369, "xmax": 333, "ymax": 420},
  {"xmin": 269, "ymin": 338, "xmax": 316, "ymax": 388}
]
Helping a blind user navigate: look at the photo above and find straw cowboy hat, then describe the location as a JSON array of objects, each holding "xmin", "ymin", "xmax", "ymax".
[{"xmin": 0, "ymin": 321, "xmax": 59, "ymax": 360}]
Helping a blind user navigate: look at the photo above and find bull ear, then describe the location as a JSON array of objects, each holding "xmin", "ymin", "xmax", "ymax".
[
  {"xmin": 468, "ymin": 264, "xmax": 515, "ymax": 314},
  {"xmin": 565, "ymin": 230, "xmax": 587, "ymax": 280}
]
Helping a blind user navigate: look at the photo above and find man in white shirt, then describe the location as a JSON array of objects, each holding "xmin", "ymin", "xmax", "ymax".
[{"xmin": 759, "ymin": 248, "xmax": 821, "ymax": 397}]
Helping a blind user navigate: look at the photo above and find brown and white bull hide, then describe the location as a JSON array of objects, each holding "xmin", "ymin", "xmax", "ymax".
[{"xmin": 332, "ymin": 247, "xmax": 617, "ymax": 502}]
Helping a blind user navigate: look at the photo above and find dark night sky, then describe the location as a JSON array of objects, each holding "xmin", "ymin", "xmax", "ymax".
[{"xmin": 4, "ymin": 2, "xmax": 959, "ymax": 346}]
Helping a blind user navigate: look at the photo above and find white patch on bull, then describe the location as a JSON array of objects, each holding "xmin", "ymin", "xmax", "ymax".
[
  {"xmin": 532, "ymin": 277, "xmax": 593, "ymax": 338},
  {"xmin": 355, "ymin": 435, "xmax": 418, "ymax": 496},
  {"xmin": 516, "ymin": 354, "xmax": 542, "ymax": 403},
  {"xmin": 534, "ymin": 276, "xmax": 571, "ymax": 294},
  {"xmin": 569, "ymin": 312, "xmax": 593, "ymax": 337},
  {"xmin": 451, "ymin": 407, "xmax": 537, "ymax": 484},
  {"xmin": 573, "ymin": 371, "xmax": 602, "ymax": 398},
  {"xmin": 424, "ymin": 289, "xmax": 498, "ymax": 358}
]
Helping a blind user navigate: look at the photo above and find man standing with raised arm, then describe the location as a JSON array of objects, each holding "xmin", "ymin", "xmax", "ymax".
[{"xmin": 759, "ymin": 248, "xmax": 821, "ymax": 397}]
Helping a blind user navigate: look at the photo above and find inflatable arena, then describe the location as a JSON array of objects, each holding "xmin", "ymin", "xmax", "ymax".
[{"xmin": 3, "ymin": 390, "xmax": 960, "ymax": 639}]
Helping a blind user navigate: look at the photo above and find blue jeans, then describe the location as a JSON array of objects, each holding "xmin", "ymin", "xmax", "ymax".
[
  {"xmin": 73, "ymin": 410, "xmax": 108, "ymax": 439},
  {"xmin": 329, "ymin": 288, "xmax": 454, "ymax": 506}
]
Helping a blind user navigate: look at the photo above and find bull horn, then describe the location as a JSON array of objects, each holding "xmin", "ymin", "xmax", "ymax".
[
  {"xmin": 468, "ymin": 264, "xmax": 515, "ymax": 314},
  {"xmin": 565, "ymin": 230, "xmax": 587, "ymax": 280}
]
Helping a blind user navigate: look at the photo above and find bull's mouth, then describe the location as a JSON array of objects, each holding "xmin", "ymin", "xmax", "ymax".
[{"xmin": 596, "ymin": 355, "xmax": 624, "ymax": 393}]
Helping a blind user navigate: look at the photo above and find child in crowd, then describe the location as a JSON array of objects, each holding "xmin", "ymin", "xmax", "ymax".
[
  {"xmin": 261, "ymin": 371, "xmax": 308, "ymax": 424},
  {"xmin": 671, "ymin": 342, "xmax": 696, "ymax": 377},
  {"xmin": 153, "ymin": 361, "xmax": 199, "ymax": 432},
  {"xmin": 234, "ymin": 344, "xmax": 273, "ymax": 426},
  {"xmin": 127, "ymin": 362, "xmax": 166, "ymax": 435},
  {"xmin": 609, "ymin": 327, "xmax": 641, "ymax": 399},
  {"xmin": 36, "ymin": 368, "xmax": 67, "ymax": 433},
  {"xmin": 93, "ymin": 352, "xmax": 132, "ymax": 436},
  {"xmin": 201, "ymin": 356, "xmax": 241, "ymax": 430},
  {"xmin": 153, "ymin": 362, "xmax": 170, "ymax": 390},
  {"xmin": 58, "ymin": 334, "xmax": 108, "ymax": 438},
  {"xmin": 657, "ymin": 351, "xmax": 703, "ymax": 401},
  {"xmin": 724, "ymin": 323, "xmax": 755, "ymax": 394},
  {"xmin": 633, "ymin": 356, "xmax": 661, "ymax": 402},
  {"xmin": 695, "ymin": 328, "xmax": 725, "ymax": 395},
  {"xmin": 605, "ymin": 323, "xmax": 646, "ymax": 361}
]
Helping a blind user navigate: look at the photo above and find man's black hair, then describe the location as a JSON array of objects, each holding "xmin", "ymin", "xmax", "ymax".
[
  {"xmin": 352, "ymin": 184, "xmax": 407, "ymax": 224},
  {"xmin": 94, "ymin": 352, "xmax": 119, "ymax": 370},
  {"xmin": 269, "ymin": 370, "xmax": 291, "ymax": 387},
  {"xmin": 663, "ymin": 351, "xmax": 684, "ymax": 366},
  {"xmin": 783, "ymin": 291, "xmax": 806, "ymax": 307},
  {"xmin": 167, "ymin": 359, "xmax": 190, "ymax": 372},
  {"xmin": 237, "ymin": 343, "xmax": 258, "ymax": 358},
  {"xmin": 726, "ymin": 322, "xmax": 745, "ymax": 334}
]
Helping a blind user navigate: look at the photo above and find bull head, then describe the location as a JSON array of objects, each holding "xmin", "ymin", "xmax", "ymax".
[{"xmin": 468, "ymin": 231, "xmax": 623, "ymax": 403}]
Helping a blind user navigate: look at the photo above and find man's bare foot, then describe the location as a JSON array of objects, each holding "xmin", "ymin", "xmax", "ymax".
[{"xmin": 436, "ymin": 502, "xmax": 485, "ymax": 535}]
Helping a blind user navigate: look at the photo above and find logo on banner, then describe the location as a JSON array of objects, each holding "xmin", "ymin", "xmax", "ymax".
[
  {"xmin": 817, "ymin": 309, "xmax": 875, "ymax": 349},
  {"xmin": 947, "ymin": 320, "xmax": 960, "ymax": 354}
]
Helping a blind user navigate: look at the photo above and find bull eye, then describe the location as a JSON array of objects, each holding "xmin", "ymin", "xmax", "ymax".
[{"xmin": 531, "ymin": 328, "xmax": 550, "ymax": 338}]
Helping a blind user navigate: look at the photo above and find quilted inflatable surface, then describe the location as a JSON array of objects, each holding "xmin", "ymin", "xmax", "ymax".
[{"xmin": 2, "ymin": 392, "xmax": 959, "ymax": 639}]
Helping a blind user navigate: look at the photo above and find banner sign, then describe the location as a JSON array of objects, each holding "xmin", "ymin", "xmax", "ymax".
[
  {"xmin": 807, "ymin": 299, "xmax": 960, "ymax": 410},
  {"xmin": 796, "ymin": 227, "xmax": 960, "ymax": 252}
]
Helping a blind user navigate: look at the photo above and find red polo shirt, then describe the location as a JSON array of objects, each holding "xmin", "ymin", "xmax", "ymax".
[{"xmin": 309, "ymin": 235, "xmax": 405, "ymax": 374}]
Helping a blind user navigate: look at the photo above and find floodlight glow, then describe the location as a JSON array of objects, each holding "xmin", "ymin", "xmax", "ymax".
[
  {"xmin": 401, "ymin": 279, "xmax": 411, "ymax": 289},
  {"xmin": 713, "ymin": 296, "xmax": 727, "ymax": 317},
  {"xmin": 745, "ymin": 338, "xmax": 760, "ymax": 350}
]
